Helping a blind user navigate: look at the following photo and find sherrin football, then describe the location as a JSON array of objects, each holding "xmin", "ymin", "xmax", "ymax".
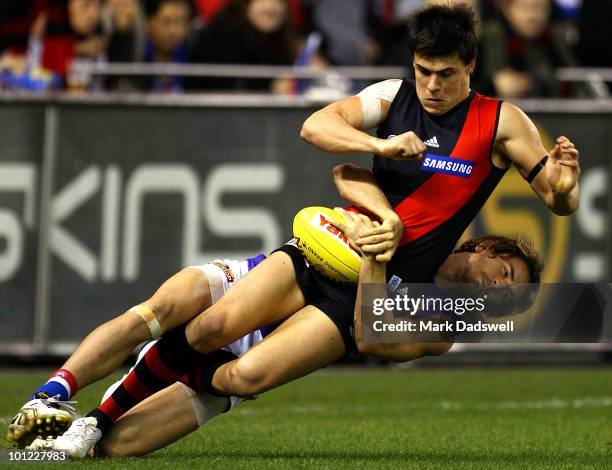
[{"xmin": 293, "ymin": 206, "xmax": 361, "ymax": 283}]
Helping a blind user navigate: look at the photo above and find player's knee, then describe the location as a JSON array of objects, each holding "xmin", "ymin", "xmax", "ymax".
[
  {"xmin": 114, "ymin": 309, "xmax": 153, "ymax": 344},
  {"xmin": 142, "ymin": 267, "xmax": 205, "ymax": 334},
  {"xmin": 132, "ymin": 285, "xmax": 185, "ymax": 339},
  {"xmin": 187, "ymin": 313, "xmax": 225, "ymax": 352},
  {"xmin": 144, "ymin": 297, "xmax": 174, "ymax": 331},
  {"xmin": 126, "ymin": 303, "xmax": 165, "ymax": 340},
  {"xmin": 226, "ymin": 357, "xmax": 267, "ymax": 396},
  {"xmin": 189, "ymin": 301, "xmax": 240, "ymax": 352}
]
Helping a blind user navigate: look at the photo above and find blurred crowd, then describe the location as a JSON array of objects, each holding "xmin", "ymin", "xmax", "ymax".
[{"xmin": 0, "ymin": 0, "xmax": 610, "ymax": 97}]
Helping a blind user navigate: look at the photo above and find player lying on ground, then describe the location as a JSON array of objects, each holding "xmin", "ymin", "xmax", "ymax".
[
  {"xmin": 6, "ymin": 155, "xmax": 403, "ymax": 448},
  {"xmin": 5, "ymin": 157, "xmax": 392, "ymax": 448},
  {"xmin": 29, "ymin": 211, "xmax": 542, "ymax": 458}
]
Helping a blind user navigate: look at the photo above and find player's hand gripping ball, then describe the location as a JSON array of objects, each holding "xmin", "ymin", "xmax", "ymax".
[{"xmin": 293, "ymin": 207, "xmax": 361, "ymax": 283}]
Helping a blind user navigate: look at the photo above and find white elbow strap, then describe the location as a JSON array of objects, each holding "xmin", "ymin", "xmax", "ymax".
[{"xmin": 129, "ymin": 305, "xmax": 162, "ymax": 339}]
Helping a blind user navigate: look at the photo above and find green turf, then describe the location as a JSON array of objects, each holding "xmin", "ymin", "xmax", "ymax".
[{"xmin": 1, "ymin": 367, "xmax": 611, "ymax": 469}]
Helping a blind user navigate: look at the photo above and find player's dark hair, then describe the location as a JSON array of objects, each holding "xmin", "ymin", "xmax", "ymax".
[
  {"xmin": 144, "ymin": 0, "xmax": 193, "ymax": 19},
  {"xmin": 407, "ymin": 3, "xmax": 478, "ymax": 64}
]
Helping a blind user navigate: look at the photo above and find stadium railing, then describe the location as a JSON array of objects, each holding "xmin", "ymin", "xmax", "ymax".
[
  {"xmin": 556, "ymin": 67, "xmax": 612, "ymax": 99},
  {"xmin": 70, "ymin": 61, "xmax": 408, "ymax": 81},
  {"xmin": 67, "ymin": 62, "xmax": 612, "ymax": 99}
]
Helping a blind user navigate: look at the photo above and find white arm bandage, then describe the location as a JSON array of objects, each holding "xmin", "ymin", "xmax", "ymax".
[{"xmin": 357, "ymin": 79, "xmax": 402, "ymax": 130}]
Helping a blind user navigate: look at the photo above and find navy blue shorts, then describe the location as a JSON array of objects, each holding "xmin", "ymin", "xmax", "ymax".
[{"xmin": 273, "ymin": 243, "xmax": 358, "ymax": 354}]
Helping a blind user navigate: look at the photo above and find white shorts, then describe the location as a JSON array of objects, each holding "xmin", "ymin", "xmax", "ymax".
[
  {"xmin": 187, "ymin": 256, "xmax": 267, "ymax": 357},
  {"xmin": 103, "ymin": 255, "xmax": 268, "ymax": 425}
]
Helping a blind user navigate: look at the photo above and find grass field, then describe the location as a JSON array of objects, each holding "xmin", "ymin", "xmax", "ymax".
[{"xmin": 1, "ymin": 367, "xmax": 611, "ymax": 469}]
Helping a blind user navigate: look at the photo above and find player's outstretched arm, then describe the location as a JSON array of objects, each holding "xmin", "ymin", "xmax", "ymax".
[
  {"xmin": 333, "ymin": 164, "xmax": 403, "ymax": 262},
  {"xmin": 496, "ymin": 102, "xmax": 580, "ymax": 215}
]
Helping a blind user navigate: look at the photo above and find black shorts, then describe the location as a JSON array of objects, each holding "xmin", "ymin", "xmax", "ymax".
[{"xmin": 273, "ymin": 243, "xmax": 358, "ymax": 354}]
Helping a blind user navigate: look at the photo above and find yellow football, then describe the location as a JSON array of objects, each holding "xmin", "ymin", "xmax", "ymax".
[{"xmin": 293, "ymin": 206, "xmax": 361, "ymax": 284}]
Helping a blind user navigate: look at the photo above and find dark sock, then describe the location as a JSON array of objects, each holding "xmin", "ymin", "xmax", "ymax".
[
  {"xmin": 87, "ymin": 409, "xmax": 113, "ymax": 435},
  {"xmin": 154, "ymin": 325, "xmax": 209, "ymax": 375},
  {"xmin": 186, "ymin": 349, "xmax": 237, "ymax": 396},
  {"xmin": 87, "ymin": 326, "xmax": 208, "ymax": 434}
]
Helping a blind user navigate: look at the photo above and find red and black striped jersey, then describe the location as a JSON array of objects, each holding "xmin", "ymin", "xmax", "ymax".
[{"xmin": 373, "ymin": 79, "xmax": 505, "ymax": 283}]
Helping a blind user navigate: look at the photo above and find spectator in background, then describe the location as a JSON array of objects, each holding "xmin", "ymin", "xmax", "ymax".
[
  {"xmin": 1, "ymin": 0, "xmax": 105, "ymax": 90},
  {"xmin": 61, "ymin": 0, "xmax": 105, "ymax": 81},
  {"xmin": 101, "ymin": 0, "xmax": 146, "ymax": 64},
  {"xmin": 102, "ymin": 0, "xmax": 190, "ymax": 93},
  {"xmin": 306, "ymin": 0, "xmax": 374, "ymax": 66},
  {"xmin": 306, "ymin": 1, "xmax": 481, "ymax": 68},
  {"xmin": 140, "ymin": 0, "xmax": 192, "ymax": 92},
  {"xmin": 1, "ymin": 1, "xmax": 52, "ymax": 89},
  {"xmin": 478, "ymin": 0, "xmax": 582, "ymax": 98},
  {"xmin": 194, "ymin": 0, "xmax": 307, "ymax": 31},
  {"xmin": 188, "ymin": 0, "xmax": 297, "ymax": 93},
  {"xmin": 370, "ymin": 0, "xmax": 481, "ymax": 67},
  {"xmin": 0, "ymin": 0, "xmax": 47, "ymax": 55},
  {"xmin": 368, "ymin": 0, "xmax": 422, "ymax": 67}
]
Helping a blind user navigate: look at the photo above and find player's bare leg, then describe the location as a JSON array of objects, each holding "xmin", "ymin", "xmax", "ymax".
[
  {"xmin": 21, "ymin": 253, "xmax": 306, "ymax": 456},
  {"xmin": 92, "ymin": 307, "xmax": 346, "ymax": 458},
  {"xmin": 65, "ymin": 251, "xmax": 301, "ymax": 391},
  {"xmin": 64, "ymin": 267, "xmax": 213, "ymax": 389},
  {"xmin": 21, "ymin": 253, "xmax": 313, "ymax": 457},
  {"xmin": 212, "ymin": 306, "xmax": 347, "ymax": 397},
  {"xmin": 102, "ymin": 307, "xmax": 346, "ymax": 457},
  {"xmin": 99, "ymin": 384, "xmax": 201, "ymax": 457},
  {"xmin": 6, "ymin": 267, "xmax": 213, "ymax": 448},
  {"xmin": 185, "ymin": 252, "xmax": 305, "ymax": 353}
]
